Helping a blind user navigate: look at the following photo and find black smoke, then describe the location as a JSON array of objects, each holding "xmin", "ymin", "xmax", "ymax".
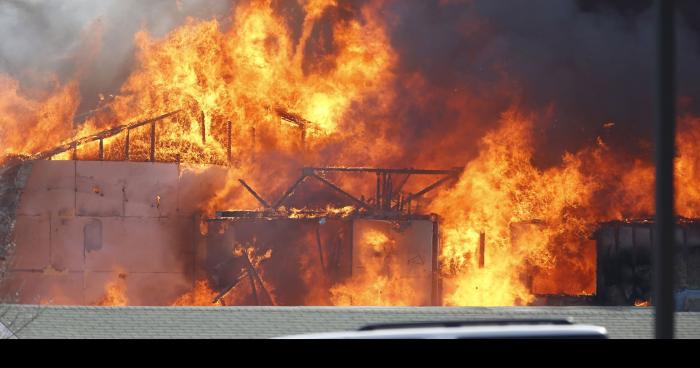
[{"xmin": 382, "ymin": 0, "xmax": 700, "ymax": 167}]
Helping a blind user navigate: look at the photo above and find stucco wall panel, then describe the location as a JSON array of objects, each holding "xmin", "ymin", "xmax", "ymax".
[
  {"xmin": 124, "ymin": 163, "xmax": 179, "ymax": 218},
  {"xmin": 4, "ymin": 161, "xmax": 226, "ymax": 306},
  {"xmin": 0, "ymin": 271, "xmax": 84, "ymax": 305},
  {"xmin": 50, "ymin": 215, "xmax": 89, "ymax": 272},
  {"xmin": 11, "ymin": 215, "xmax": 51, "ymax": 270},
  {"xmin": 16, "ymin": 160, "xmax": 75, "ymax": 217},
  {"xmin": 76, "ymin": 161, "xmax": 128, "ymax": 217}
]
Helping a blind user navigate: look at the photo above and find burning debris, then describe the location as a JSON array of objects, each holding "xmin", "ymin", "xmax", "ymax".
[
  {"xmin": 210, "ymin": 243, "xmax": 275, "ymax": 306},
  {"xmin": 171, "ymin": 280, "xmax": 222, "ymax": 307}
]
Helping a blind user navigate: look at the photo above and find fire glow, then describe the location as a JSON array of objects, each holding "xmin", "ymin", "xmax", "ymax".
[{"xmin": 2, "ymin": 1, "xmax": 699, "ymax": 307}]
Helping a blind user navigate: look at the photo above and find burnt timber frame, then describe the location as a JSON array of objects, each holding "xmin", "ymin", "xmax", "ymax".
[
  {"xmin": 32, "ymin": 111, "xmax": 181, "ymax": 162},
  {"xmin": 19, "ymin": 107, "xmax": 311, "ymax": 167},
  {"xmin": 214, "ymin": 166, "xmax": 456, "ymax": 306},
  {"xmin": 208, "ymin": 214, "xmax": 442, "ymax": 306},
  {"xmin": 250, "ymin": 167, "xmax": 464, "ymax": 218}
]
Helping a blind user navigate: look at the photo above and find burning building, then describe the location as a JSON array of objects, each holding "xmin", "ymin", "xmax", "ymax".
[{"xmin": 1, "ymin": 1, "xmax": 700, "ymax": 308}]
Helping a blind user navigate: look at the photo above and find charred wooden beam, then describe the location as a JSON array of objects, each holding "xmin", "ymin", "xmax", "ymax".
[
  {"xmin": 376, "ymin": 172, "xmax": 381, "ymax": 209},
  {"xmin": 316, "ymin": 224, "xmax": 326, "ymax": 271},
  {"xmin": 31, "ymin": 111, "xmax": 180, "ymax": 161},
  {"xmin": 275, "ymin": 107, "xmax": 317, "ymax": 149},
  {"xmin": 478, "ymin": 232, "xmax": 486, "ymax": 268},
  {"xmin": 330, "ymin": 237, "xmax": 342, "ymax": 272},
  {"xmin": 307, "ymin": 167, "xmax": 463, "ymax": 175},
  {"xmin": 432, "ymin": 219, "xmax": 441, "ymax": 306},
  {"xmin": 382, "ymin": 173, "xmax": 388, "ymax": 210},
  {"xmin": 238, "ymin": 179, "xmax": 271, "ymax": 209},
  {"xmin": 227, "ymin": 120, "xmax": 232, "ymax": 165},
  {"xmin": 394, "ymin": 173, "xmax": 412, "ymax": 197},
  {"xmin": 251, "ymin": 127, "xmax": 256, "ymax": 160},
  {"xmin": 405, "ymin": 173, "xmax": 460, "ymax": 202},
  {"xmin": 310, "ymin": 174, "xmax": 371, "ymax": 211},
  {"xmin": 275, "ymin": 107, "xmax": 313, "ymax": 128},
  {"xmin": 212, "ymin": 270, "xmax": 248, "ymax": 304},
  {"xmin": 200, "ymin": 110, "xmax": 206, "ymax": 145},
  {"xmin": 124, "ymin": 129, "xmax": 130, "ymax": 161},
  {"xmin": 150, "ymin": 121, "xmax": 156, "ymax": 162},
  {"xmin": 386, "ymin": 174, "xmax": 393, "ymax": 210},
  {"xmin": 248, "ymin": 268, "xmax": 259, "ymax": 306},
  {"xmin": 242, "ymin": 252, "xmax": 273, "ymax": 306},
  {"xmin": 407, "ymin": 192, "xmax": 412, "ymax": 216},
  {"xmin": 273, "ymin": 175, "xmax": 308, "ymax": 209}
]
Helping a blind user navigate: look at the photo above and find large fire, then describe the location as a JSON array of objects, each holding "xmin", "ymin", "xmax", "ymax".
[{"xmin": 1, "ymin": 1, "xmax": 698, "ymax": 307}]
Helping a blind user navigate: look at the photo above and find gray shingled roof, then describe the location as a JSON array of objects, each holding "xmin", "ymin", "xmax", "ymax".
[{"xmin": 1, "ymin": 305, "xmax": 699, "ymax": 339}]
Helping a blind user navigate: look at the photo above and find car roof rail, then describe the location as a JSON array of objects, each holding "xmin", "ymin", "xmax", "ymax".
[{"xmin": 358, "ymin": 318, "xmax": 575, "ymax": 331}]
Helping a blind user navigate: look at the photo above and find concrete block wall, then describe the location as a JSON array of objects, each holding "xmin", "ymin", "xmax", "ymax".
[{"xmin": 2, "ymin": 160, "xmax": 228, "ymax": 306}]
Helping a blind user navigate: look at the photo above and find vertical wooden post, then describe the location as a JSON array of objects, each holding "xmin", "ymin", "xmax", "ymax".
[
  {"xmin": 227, "ymin": 120, "xmax": 232, "ymax": 165},
  {"xmin": 124, "ymin": 129, "xmax": 130, "ymax": 161},
  {"xmin": 251, "ymin": 127, "xmax": 256, "ymax": 160},
  {"xmin": 200, "ymin": 110, "xmax": 206, "ymax": 145},
  {"xmin": 72, "ymin": 143, "xmax": 77, "ymax": 161},
  {"xmin": 479, "ymin": 232, "xmax": 486, "ymax": 268},
  {"xmin": 98, "ymin": 139, "xmax": 104, "ymax": 161},
  {"xmin": 386, "ymin": 174, "xmax": 393, "ymax": 210},
  {"xmin": 316, "ymin": 224, "xmax": 325, "ymax": 272},
  {"xmin": 432, "ymin": 219, "xmax": 441, "ymax": 306},
  {"xmin": 150, "ymin": 121, "xmax": 156, "ymax": 162},
  {"xmin": 247, "ymin": 268, "xmax": 259, "ymax": 306},
  {"xmin": 376, "ymin": 173, "xmax": 381, "ymax": 210},
  {"xmin": 383, "ymin": 173, "xmax": 389, "ymax": 210},
  {"xmin": 407, "ymin": 193, "xmax": 412, "ymax": 216}
]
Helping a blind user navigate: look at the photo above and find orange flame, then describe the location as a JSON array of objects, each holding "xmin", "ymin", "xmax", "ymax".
[
  {"xmin": 330, "ymin": 228, "xmax": 422, "ymax": 306},
  {"xmin": 96, "ymin": 281, "xmax": 128, "ymax": 307},
  {"xmin": 429, "ymin": 109, "xmax": 599, "ymax": 306},
  {"xmin": 171, "ymin": 279, "xmax": 222, "ymax": 307}
]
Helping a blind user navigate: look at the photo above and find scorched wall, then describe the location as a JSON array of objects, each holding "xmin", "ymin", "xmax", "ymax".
[{"xmin": 1, "ymin": 160, "xmax": 228, "ymax": 305}]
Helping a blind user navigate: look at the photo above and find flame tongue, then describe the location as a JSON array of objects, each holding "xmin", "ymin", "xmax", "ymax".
[
  {"xmin": 171, "ymin": 280, "xmax": 222, "ymax": 307},
  {"xmin": 96, "ymin": 281, "xmax": 128, "ymax": 307}
]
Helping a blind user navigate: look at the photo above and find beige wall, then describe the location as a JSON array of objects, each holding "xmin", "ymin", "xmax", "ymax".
[{"xmin": 3, "ymin": 160, "xmax": 227, "ymax": 305}]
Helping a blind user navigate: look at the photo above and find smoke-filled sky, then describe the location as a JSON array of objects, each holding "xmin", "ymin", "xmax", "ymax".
[
  {"xmin": 1, "ymin": 0, "xmax": 699, "ymax": 167},
  {"xmin": 0, "ymin": 0, "xmax": 233, "ymax": 111},
  {"xmin": 384, "ymin": 0, "xmax": 700, "ymax": 166}
]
